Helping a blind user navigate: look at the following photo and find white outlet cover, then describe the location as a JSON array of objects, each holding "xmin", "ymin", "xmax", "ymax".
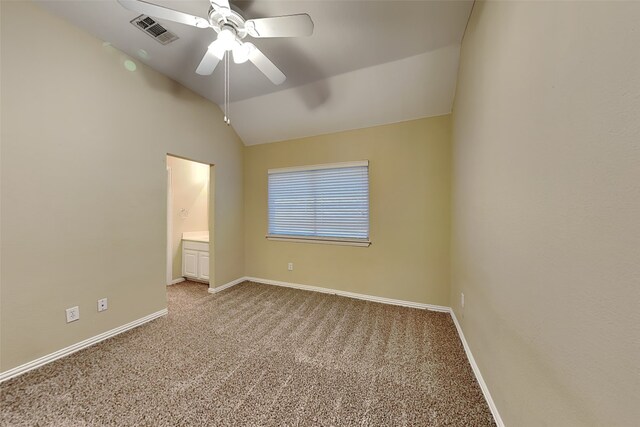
[
  {"xmin": 97, "ymin": 298, "xmax": 108, "ymax": 312},
  {"xmin": 66, "ymin": 306, "xmax": 80, "ymax": 323},
  {"xmin": 288, "ymin": 262, "xmax": 293, "ymax": 271}
]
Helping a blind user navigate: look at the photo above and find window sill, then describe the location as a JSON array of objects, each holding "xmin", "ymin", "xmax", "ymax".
[{"xmin": 266, "ymin": 235, "xmax": 371, "ymax": 247}]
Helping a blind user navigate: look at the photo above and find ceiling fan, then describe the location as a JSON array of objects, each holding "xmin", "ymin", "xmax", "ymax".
[{"xmin": 117, "ymin": 0, "xmax": 314, "ymax": 85}]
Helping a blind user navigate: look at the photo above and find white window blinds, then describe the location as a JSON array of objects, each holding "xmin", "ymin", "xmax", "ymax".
[{"xmin": 268, "ymin": 161, "xmax": 369, "ymax": 242}]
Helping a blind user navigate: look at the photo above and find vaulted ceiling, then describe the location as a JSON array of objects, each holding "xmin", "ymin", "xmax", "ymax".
[{"xmin": 35, "ymin": 0, "xmax": 473, "ymax": 145}]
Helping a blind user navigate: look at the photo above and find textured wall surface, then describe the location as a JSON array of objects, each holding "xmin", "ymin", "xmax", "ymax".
[
  {"xmin": 451, "ymin": 1, "xmax": 640, "ymax": 425},
  {"xmin": 1, "ymin": 2, "xmax": 244, "ymax": 371},
  {"xmin": 244, "ymin": 116, "xmax": 451, "ymax": 306}
]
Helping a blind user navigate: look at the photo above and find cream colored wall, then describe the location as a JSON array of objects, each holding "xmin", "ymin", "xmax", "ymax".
[
  {"xmin": 167, "ymin": 156, "xmax": 209, "ymax": 281},
  {"xmin": 451, "ymin": 1, "xmax": 640, "ymax": 425},
  {"xmin": 0, "ymin": 2, "xmax": 244, "ymax": 372},
  {"xmin": 243, "ymin": 116, "xmax": 451, "ymax": 305}
]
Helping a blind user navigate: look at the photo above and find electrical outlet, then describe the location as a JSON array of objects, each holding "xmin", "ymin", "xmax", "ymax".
[
  {"xmin": 97, "ymin": 298, "xmax": 108, "ymax": 312},
  {"xmin": 66, "ymin": 306, "xmax": 80, "ymax": 323},
  {"xmin": 461, "ymin": 292, "xmax": 465, "ymax": 308},
  {"xmin": 288, "ymin": 262, "xmax": 293, "ymax": 271}
]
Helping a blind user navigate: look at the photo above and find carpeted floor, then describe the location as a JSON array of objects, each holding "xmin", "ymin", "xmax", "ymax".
[{"xmin": 0, "ymin": 281, "xmax": 495, "ymax": 426}]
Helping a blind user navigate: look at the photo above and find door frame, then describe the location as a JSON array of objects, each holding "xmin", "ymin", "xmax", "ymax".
[{"xmin": 166, "ymin": 166, "xmax": 173, "ymax": 286}]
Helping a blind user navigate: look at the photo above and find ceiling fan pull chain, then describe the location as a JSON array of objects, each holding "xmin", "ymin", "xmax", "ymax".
[
  {"xmin": 226, "ymin": 52, "xmax": 231, "ymax": 126},
  {"xmin": 223, "ymin": 53, "xmax": 229, "ymax": 125},
  {"xmin": 223, "ymin": 53, "xmax": 227, "ymax": 123},
  {"xmin": 224, "ymin": 54, "xmax": 226, "ymax": 123}
]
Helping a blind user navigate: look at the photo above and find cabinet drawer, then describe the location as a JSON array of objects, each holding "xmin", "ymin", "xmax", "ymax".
[{"xmin": 183, "ymin": 240, "xmax": 209, "ymax": 251}]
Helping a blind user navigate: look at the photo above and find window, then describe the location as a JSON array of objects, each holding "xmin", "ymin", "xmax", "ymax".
[{"xmin": 267, "ymin": 161, "xmax": 370, "ymax": 246}]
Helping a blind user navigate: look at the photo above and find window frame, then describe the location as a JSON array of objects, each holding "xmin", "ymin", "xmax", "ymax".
[{"xmin": 266, "ymin": 161, "xmax": 371, "ymax": 247}]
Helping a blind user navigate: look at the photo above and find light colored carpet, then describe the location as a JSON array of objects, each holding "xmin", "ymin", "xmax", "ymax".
[{"xmin": 1, "ymin": 281, "xmax": 495, "ymax": 426}]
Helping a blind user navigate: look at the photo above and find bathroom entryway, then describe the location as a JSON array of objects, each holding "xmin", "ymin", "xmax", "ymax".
[{"xmin": 166, "ymin": 155, "xmax": 212, "ymax": 288}]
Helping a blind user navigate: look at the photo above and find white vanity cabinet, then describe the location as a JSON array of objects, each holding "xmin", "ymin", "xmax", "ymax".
[
  {"xmin": 198, "ymin": 251, "xmax": 209, "ymax": 280},
  {"xmin": 182, "ymin": 239, "xmax": 209, "ymax": 283}
]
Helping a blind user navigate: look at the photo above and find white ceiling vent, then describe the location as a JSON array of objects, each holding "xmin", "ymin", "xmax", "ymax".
[{"xmin": 131, "ymin": 15, "xmax": 179, "ymax": 45}]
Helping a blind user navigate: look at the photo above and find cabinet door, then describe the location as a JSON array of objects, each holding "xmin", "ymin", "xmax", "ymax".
[
  {"xmin": 198, "ymin": 251, "xmax": 209, "ymax": 281},
  {"xmin": 183, "ymin": 249, "xmax": 199, "ymax": 279}
]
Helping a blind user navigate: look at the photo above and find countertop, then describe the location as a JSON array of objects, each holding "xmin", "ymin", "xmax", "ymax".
[{"xmin": 182, "ymin": 231, "xmax": 209, "ymax": 243}]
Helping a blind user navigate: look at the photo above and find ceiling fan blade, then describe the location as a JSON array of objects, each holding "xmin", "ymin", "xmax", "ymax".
[
  {"xmin": 245, "ymin": 14, "xmax": 314, "ymax": 38},
  {"xmin": 246, "ymin": 43, "xmax": 286, "ymax": 85},
  {"xmin": 196, "ymin": 40, "xmax": 225, "ymax": 75},
  {"xmin": 210, "ymin": 0, "xmax": 230, "ymax": 10},
  {"xmin": 117, "ymin": 0, "xmax": 209, "ymax": 28},
  {"xmin": 196, "ymin": 51, "xmax": 221, "ymax": 75}
]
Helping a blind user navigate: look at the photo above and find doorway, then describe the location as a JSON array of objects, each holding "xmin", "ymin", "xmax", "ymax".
[{"xmin": 166, "ymin": 154, "xmax": 212, "ymax": 287}]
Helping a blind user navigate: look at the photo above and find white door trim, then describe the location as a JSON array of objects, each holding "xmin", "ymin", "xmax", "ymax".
[{"xmin": 166, "ymin": 166, "xmax": 172, "ymax": 286}]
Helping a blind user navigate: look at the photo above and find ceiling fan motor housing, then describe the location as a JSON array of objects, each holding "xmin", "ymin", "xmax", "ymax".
[{"xmin": 208, "ymin": 7, "xmax": 249, "ymax": 40}]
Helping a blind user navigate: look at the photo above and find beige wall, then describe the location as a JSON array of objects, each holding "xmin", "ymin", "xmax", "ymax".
[
  {"xmin": 243, "ymin": 116, "xmax": 451, "ymax": 306},
  {"xmin": 0, "ymin": 2, "xmax": 244, "ymax": 371},
  {"xmin": 167, "ymin": 156, "xmax": 210, "ymax": 281},
  {"xmin": 451, "ymin": 1, "xmax": 640, "ymax": 425}
]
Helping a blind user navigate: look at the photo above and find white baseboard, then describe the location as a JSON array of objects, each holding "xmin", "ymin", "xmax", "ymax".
[
  {"xmin": 244, "ymin": 276, "xmax": 450, "ymax": 312},
  {"xmin": 0, "ymin": 308, "xmax": 168, "ymax": 383},
  {"xmin": 208, "ymin": 276, "xmax": 247, "ymax": 294},
  {"xmin": 450, "ymin": 310, "xmax": 504, "ymax": 427},
  {"xmin": 168, "ymin": 278, "xmax": 185, "ymax": 285}
]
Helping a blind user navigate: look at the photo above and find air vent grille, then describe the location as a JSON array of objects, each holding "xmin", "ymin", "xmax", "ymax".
[{"xmin": 130, "ymin": 15, "xmax": 179, "ymax": 45}]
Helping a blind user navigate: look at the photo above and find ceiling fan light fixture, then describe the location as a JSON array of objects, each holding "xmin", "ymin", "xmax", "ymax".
[
  {"xmin": 217, "ymin": 27, "xmax": 237, "ymax": 51},
  {"xmin": 232, "ymin": 43, "xmax": 253, "ymax": 64},
  {"xmin": 207, "ymin": 40, "xmax": 226, "ymax": 60}
]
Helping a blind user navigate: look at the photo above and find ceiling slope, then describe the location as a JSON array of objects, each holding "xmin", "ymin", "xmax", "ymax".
[
  {"xmin": 230, "ymin": 45, "xmax": 461, "ymax": 145},
  {"xmin": 34, "ymin": 0, "xmax": 473, "ymax": 145}
]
